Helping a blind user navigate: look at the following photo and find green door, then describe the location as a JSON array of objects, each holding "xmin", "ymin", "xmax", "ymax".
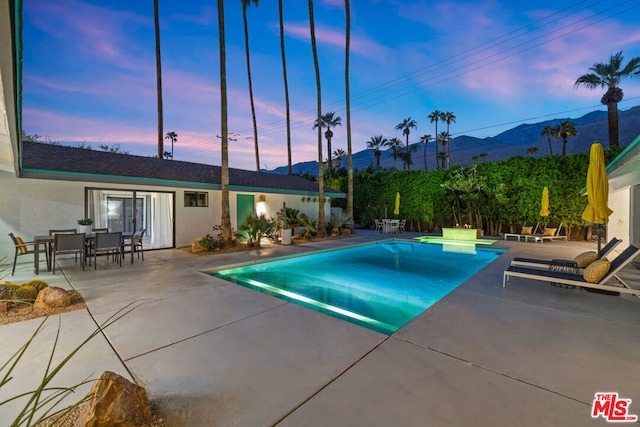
[{"xmin": 236, "ymin": 194, "xmax": 255, "ymax": 241}]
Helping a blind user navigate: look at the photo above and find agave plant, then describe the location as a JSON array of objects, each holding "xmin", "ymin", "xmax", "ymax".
[
  {"xmin": 237, "ymin": 213, "xmax": 277, "ymax": 248},
  {"xmin": 276, "ymin": 203, "xmax": 301, "ymax": 230}
]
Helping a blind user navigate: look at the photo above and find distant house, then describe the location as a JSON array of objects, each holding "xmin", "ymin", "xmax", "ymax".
[
  {"xmin": 0, "ymin": 2, "xmax": 343, "ymax": 258},
  {"xmin": 605, "ymin": 135, "xmax": 640, "ymax": 248}
]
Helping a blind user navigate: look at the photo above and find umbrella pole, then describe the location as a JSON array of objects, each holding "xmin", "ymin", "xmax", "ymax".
[{"xmin": 597, "ymin": 224, "xmax": 602, "ymax": 255}]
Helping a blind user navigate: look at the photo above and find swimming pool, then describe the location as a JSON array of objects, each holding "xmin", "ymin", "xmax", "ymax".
[{"xmin": 211, "ymin": 240, "xmax": 505, "ymax": 334}]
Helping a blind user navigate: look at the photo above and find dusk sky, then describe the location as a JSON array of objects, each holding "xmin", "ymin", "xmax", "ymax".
[{"xmin": 22, "ymin": 0, "xmax": 640, "ymax": 171}]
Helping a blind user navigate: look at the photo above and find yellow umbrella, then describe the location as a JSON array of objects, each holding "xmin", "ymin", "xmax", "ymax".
[
  {"xmin": 393, "ymin": 192, "xmax": 400, "ymax": 216},
  {"xmin": 539, "ymin": 186, "xmax": 550, "ymax": 218},
  {"xmin": 581, "ymin": 142, "xmax": 613, "ymax": 253}
]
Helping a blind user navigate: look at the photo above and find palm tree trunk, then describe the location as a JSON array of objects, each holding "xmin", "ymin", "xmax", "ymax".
[
  {"xmin": 345, "ymin": 0, "xmax": 353, "ymax": 230},
  {"xmin": 608, "ymin": 102, "xmax": 619, "ymax": 147},
  {"xmin": 308, "ymin": 0, "xmax": 325, "ymax": 237},
  {"xmin": 218, "ymin": 0, "xmax": 232, "ymax": 244},
  {"xmin": 154, "ymin": 0, "xmax": 164, "ymax": 159},
  {"xmin": 278, "ymin": 0, "xmax": 292, "ymax": 175},
  {"xmin": 423, "ymin": 144, "xmax": 427, "ymax": 170},
  {"xmin": 326, "ymin": 129, "xmax": 332, "ymax": 168},
  {"xmin": 242, "ymin": 6, "xmax": 260, "ymax": 171},
  {"xmin": 546, "ymin": 135, "xmax": 553, "ymax": 155}
]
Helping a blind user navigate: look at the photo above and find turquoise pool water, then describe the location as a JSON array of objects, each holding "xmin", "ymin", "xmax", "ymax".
[{"xmin": 212, "ymin": 240, "xmax": 505, "ymax": 334}]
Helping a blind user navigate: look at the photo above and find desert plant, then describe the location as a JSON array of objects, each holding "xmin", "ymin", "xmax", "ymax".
[
  {"xmin": 0, "ymin": 303, "xmax": 138, "ymax": 426},
  {"xmin": 15, "ymin": 285, "xmax": 38, "ymax": 302},
  {"xmin": 24, "ymin": 280, "xmax": 49, "ymax": 292},
  {"xmin": 328, "ymin": 211, "xmax": 352, "ymax": 230},
  {"xmin": 200, "ymin": 225, "xmax": 234, "ymax": 251},
  {"xmin": 298, "ymin": 214, "xmax": 317, "ymax": 240},
  {"xmin": 276, "ymin": 203, "xmax": 301, "ymax": 229},
  {"xmin": 237, "ymin": 213, "xmax": 277, "ymax": 248}
]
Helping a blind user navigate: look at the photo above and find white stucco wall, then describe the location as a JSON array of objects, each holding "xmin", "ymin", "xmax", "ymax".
[
  {"xmin": 0, "ymin": 170, "xmax": 338, "ymax": 259},
  {"xmin": 607, "ymin": 185, "xmax": 631, "ymax": 252}
]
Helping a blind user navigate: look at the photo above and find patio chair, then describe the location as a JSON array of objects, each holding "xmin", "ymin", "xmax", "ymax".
[
  {"xmin": 389, "ymin": 219, "xmax": 400, "ymax": 234},
  {"xmin": 525, "ymin": 222, "xmax": 565, "ymax": 243},
  {"xmin": 511, "ymin": 237, "xmax": 622, "ymax": 270},
  {"xmin": 123, "ymin": 229, "xmax": 146, "ymax": 260},
  {"xmin": 93, "ymin": 231, "xmax": 123, "ymax": 269},
  {"xmin": 398, "ymin": 219, "xmax": 406, "ymax": 233},
  {"xmin": 52, "ymin": 233, "xmax": 86, "ymax": 274},
  {"xmin": 85, "ymin": 228, "xmax": 109, "ymax": 263},
  {"xmin": 503, "ymin": 244, "xmax": 640, "ymax": 296},
  {"xmin": 504, "ymin": 222, "xmax": 540, "ymax": 241},
  {"xmin": 49, "ymin": 228, "xmax": 79, "ymax": 261},
  {"xmin": 8, "ymin": 233, "xmax": 49, "ymax": 275},
  {"xmin": 374, "ymin": 219, "xmax": 384, "ymax": 233}
]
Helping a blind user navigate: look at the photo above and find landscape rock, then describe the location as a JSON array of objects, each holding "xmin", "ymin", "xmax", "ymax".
[
  {"xmin": 73, "ymin": 371, "xmax": 152, "ymax": 427},
  {"xmin": 340, "ymin": 228, "xmax": 351, "ymax": 236},
  {"xmin": 191, "ymin": 237, "xmax": 205, "ymax": 253},
  {"xmin": 33, "ymin": 286, "xmax": 72, "ymax": 310}
]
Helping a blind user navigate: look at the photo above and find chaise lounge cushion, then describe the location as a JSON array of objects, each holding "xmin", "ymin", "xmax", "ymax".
[
  {"xmin": 521, "ymin": 226, "xmax": 533, "ymax": 235},
  {"xmin": 574, "ymin": 251, "xmax": 598, "ymax": 268},
  {"xmin": 543, "ymin": 227, "xmax": 557, "ymax": 237},
  {"xmin": 583, "ymin": 258, "xmax": 610, "ymax": 283}
]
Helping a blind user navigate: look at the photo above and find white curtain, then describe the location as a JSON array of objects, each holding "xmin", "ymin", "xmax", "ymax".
[
  {"xmin": 150, "ymin": 192, "xmax": 173, "ymax": 248},
  {"xmin": 87, "ymin": 190, "xmax": 108, "ymax": 229}
]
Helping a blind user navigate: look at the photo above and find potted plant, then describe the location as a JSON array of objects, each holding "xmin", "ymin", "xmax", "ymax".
[
  {"xmin": 77, "ymin": 218, "xmax": 93, "ymax": 234},
  {"xmin": 276, "ymin": 203, "xmax": 300, "ymax": 245}
]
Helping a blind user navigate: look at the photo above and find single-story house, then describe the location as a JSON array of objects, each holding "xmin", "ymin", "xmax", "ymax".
[{"xmin": 0, "ymin": 1, "xmax": 344, "ymax": 260}]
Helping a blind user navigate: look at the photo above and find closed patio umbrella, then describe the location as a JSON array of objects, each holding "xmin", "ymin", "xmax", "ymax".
[
  {"xmin": 540, "ymin": 186, "xmax": 550, "ymax": 218},
  {"xmin": 393, "ymin": 192, "xmax": 400, "ymax": 216},
  {"xmin": 581, "ymin": 142, "xmax": 612, "ymax": 254}
]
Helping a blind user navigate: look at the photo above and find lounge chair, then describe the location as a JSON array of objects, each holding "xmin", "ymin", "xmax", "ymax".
[
  {"xmin": 525, "ymin": 222, "xmax": 566, "ymax": 243},
  {"xmin": 504, "ymin": 222, "xmax": 540, "ymax": 241},
  {"xmin": 503, "ymin": 244, "xmax": 640, "ymax": 296},
  {"xmin": 510, "ymin": 237, "xmax": 622, "ymax": 270}
]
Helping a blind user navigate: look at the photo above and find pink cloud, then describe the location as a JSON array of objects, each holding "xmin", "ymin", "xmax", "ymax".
[
  {"xmin": 285, "ymin": 23, "xmax": 389, "ymax": 61},
  {"xmin": 26, "ymin": 0, "xmax": 150, "ymax": 72}
]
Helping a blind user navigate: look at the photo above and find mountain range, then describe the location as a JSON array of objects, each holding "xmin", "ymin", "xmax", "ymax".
[{"xmin": 267, "ymin": 105, "xmax": 640, "ymax": 175}]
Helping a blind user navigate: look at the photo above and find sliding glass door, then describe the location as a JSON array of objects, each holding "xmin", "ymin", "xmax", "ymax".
[{"xmin": 86, "ymin": 188, "xmax": 174, "ymax": 249}]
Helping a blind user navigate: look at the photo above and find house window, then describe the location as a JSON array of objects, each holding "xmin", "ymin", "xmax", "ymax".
[{"xmin": 184, "ymin": 191, "xmax": 208, "ymax": 207}]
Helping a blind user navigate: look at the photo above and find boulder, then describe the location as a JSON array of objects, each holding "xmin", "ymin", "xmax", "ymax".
[
  {"xmin": 73, "ymin": 371, "xmax": 152, "ymax": 427},
  {"xmin": 340, "ymin": 228, "xmax": 351, "ymax": 236},
  {"xmin": 33, "ymin": 286, "xmax": 72, "ymax": 310},
  {"xmin": 191, "ymin": 237, "xmax": 205, "ymax": 253}
]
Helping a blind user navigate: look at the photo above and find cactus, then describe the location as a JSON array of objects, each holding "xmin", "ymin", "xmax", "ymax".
[
  {"xmin": 15, "ymin": 285, "xmax": 39, "ymax": 301},
  {"xmin": 24, "ymin": 279, "xmax": 49, "ymax": 292},
  {"xmin": 3, "ymin": 283, "xmax": 20, "ymax": 299}
]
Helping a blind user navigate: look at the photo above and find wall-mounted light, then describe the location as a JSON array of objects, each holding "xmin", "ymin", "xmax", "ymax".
[{"xmin": 259, "ymin": 194, "xmax": 266, "ymax": 202}]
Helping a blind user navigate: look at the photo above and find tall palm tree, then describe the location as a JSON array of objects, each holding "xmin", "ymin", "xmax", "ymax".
[
  {"xmin": 438, "ymin": 131, "xmax": 451, "ymax": 169},
  {"xmin": 442, "ymin": 111, "xmax": 456, "ymax": 168},
  {"xmin": 554, "ymin": 120, "xmax": 578, "ymax": 156},
  {"xmin": 333, "ymin": 148, "xmax": 346, "ymax": 169},
  {"xmin": 395, "ymin": 117, "xmax": 417, "ymax": 153},
  {"xmin": 419, "ymin": 134, "xmax": 431, "ymax": 170},
  {"xmin": 241, "ymin": 0, "xmax": 260, "ymax": 171},
  {"xmin": 154, "ymin": 0, "xmax": 164, "ymax": 159},
  {"xmin": 278, "ymin": 0, "xmax": 292, "ymax": 175},
  {"xmin": 527, "ymin": 147, "xmax": 538, "ymax": 156},
  {"xmin": 313, "ymin": 112, "xmax": 341, "ymax": 168},
  {"xmin": 164, "ymin": 131, "xmax": 177, "ymax": 160},
  {"xmin": 428, "ymin": 110, "xmax": 442, "ymax": 168},
  {"xmin": 387, "ymin": 137, "xmax": 402, "ymax": 169},
  {"xmin": 344, "ymin": 0, "xmax": 353, "ymax": 231},
  {"xmin": 575, "ymin": 51, "xmax": 640, "ymax": 147},
  {"xmin": 367, "ymin": 135, "xmax": 388, "ymax": 168},
  {"xmin": 308, "ymin": 0, "xmax": 325, "ymax": 237},
  {"xmin": 217, "ymin": 0, "xmax": 232, "ymax": 244},
  {"xmin": 540, "ymin": 125, "xmax": 555, "ymax": 155}
]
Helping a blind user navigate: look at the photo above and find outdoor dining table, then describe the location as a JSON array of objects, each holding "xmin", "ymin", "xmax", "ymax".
[{"xmin": 33, "ymin": 232, "xmax": 135, "ymax": 274}]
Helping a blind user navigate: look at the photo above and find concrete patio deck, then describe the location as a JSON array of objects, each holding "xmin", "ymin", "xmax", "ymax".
[{"xmin": 1, "ymin": 231, "xmax": 639, "ymax": 426}]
